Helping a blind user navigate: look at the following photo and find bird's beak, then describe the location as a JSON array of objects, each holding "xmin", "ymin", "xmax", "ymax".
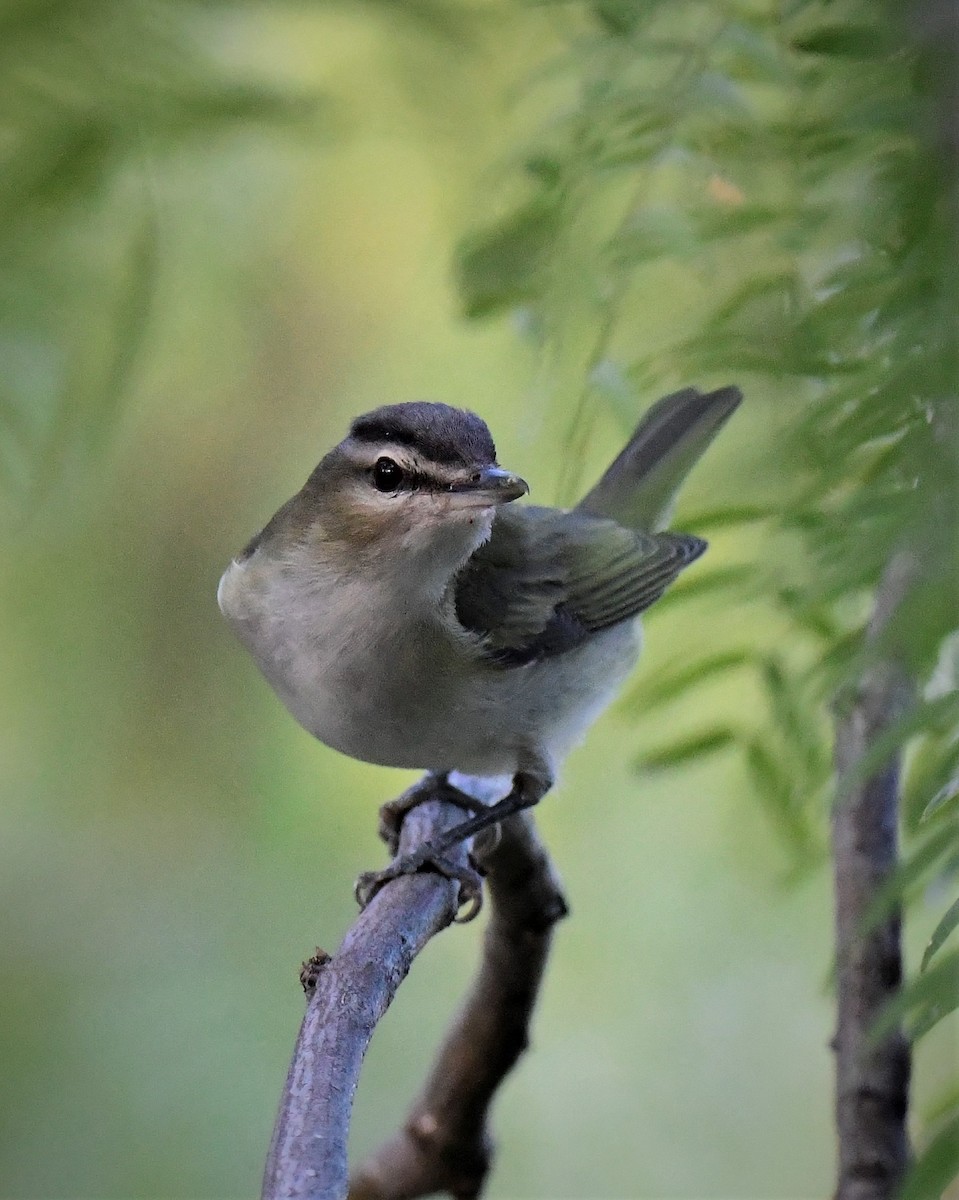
[{"xmin": 451, "ymin": 466, "xmax": 529, "ymax": 506}]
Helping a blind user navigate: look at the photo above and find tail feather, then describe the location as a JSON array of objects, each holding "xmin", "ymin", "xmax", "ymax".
[{"xmin": 577, "ymin": 385, "xmax": 742, "ymax": 531}]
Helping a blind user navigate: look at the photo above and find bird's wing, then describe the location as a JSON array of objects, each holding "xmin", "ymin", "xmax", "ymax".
[{"xmin": 454, "ymin": 505, "xmax": 705, "ymax": 666}]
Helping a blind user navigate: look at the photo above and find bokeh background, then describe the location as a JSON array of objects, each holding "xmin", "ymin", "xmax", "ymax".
[{"xmin": 1, "ymin": 4, "xmax": 952, "ymax": 1197}]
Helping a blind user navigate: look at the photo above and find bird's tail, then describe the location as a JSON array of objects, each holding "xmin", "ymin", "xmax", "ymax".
[{"xmin": 576, "ymin": 385, "xmax": 742, "ymax": 531}]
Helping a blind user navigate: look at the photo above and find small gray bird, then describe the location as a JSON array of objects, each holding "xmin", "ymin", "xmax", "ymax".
[{"xmin": 218, "ymin": 386, "xmax": 741, "ymax": 914}]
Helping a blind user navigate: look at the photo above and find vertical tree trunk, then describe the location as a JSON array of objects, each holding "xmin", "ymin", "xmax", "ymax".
[{"xmin": 831, "ymin": 554, "xmax": 915, "ymax": 1200}]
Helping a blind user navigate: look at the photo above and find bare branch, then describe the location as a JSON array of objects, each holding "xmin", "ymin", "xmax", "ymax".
[
  {"xmin": 261, "ymin": 785, "xmax": 467, "ymax": 1200},
  {"xmin": 261, "ymin": 776, "xmax": 568, "ymax": 1200},
  {"xmin": 349, "ymin": 812, "xmax": 568, "ymax": 1200},
  {"xmin": 832, "ymin": 552, "xmax": 917, "ymax": 1200}
]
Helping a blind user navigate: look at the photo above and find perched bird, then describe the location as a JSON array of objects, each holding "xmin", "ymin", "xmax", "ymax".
[{"xmin": 218, "ymin": 386, "xmax": 741, "ymax": 915}]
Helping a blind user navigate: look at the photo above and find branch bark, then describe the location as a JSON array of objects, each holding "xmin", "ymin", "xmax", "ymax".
[
  {"xmin": 832, "ymin": 552, "xmax": 917, "ymax": 1200},
  {"xmin": 349, "ymin": 809, "xmax": 567, "ymax": 1200},
  {"xmin": 261, "ymin": 775, "xmax": 568, "ymax": 1200}
]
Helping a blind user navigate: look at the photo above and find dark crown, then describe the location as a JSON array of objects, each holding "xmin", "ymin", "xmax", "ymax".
[{"xmin": 350, "ymin": 402, "xmax": 497, "ymax": 467}]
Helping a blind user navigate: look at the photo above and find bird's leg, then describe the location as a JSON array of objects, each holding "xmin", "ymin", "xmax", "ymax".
[
  {"xmin": 355, "ymin": 764, "xmax": 552, "ymax": 922},
  {"xmin": 376, "ymin": 772, "xmax": 491, "ymax": 857}
]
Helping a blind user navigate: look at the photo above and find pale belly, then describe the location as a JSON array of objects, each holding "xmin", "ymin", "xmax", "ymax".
[{"xmin": 218, "ymin": 554, "xmax": 640, "ymax": 778}]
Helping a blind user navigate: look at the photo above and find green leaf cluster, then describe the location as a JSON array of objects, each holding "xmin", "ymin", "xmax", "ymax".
[
  {"xmin": 0, "ymin": 0, "xmax": 327, "ymax": 509},
  {"xmin": 458, "ymin": 0, "xmax": 959, "ymax": 1190}
]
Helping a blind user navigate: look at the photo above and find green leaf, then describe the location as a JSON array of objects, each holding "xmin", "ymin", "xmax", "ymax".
[
  {"xmin": 636, "ymin": 726, "xmax": 738, "ymax": 770},
  {"xmin": 837, "ymin": 694, "xmax": 959, "ymax": 801},
  {"xmin": 904, "ymin": 733, "xmax": 959, "ymax": 829},
  {"xmin": 610, "ymin": 208, "xmax": 697, "ymax": 265},
  {"xmin": 677, "ymin": 504, "xmax": 772, "ymax": 531},
  {"xmin": 623, "ymin": 649, "xmax": 755, "ymax": 712},
  {"xmin": 745, "ymin": 735, "xmax": 819, "ymax": 855},
  {"xmin": 760, "ymin": 655, "xmax": 829, "ymax": 780},
  {"xmin": 899, "ymin": 1111, "xmax": 959, "ymax": 1200},
  {"xmin": 694, "ymin": 204, "xmax": 787, "ymax": 243},
  {"xmin": 716, "ymin": 23, "xmax": 788, "ymax": 84},
  {"xmin": 793, "ymin": 25, "xmax": 888, "ymax": 59},
  {"xmin": 861, "ymin": 824, "xmax": 959, "ymax": 932},
  {"xmin": 922, "ymin": 897, "xmax": 959, "ymax": 972},
  {"xmin": 871, "ymin": 948, "xmax": 959, "ymax": 1043},
  {"xmin": 91, "ymin": 208, "xmax": 158, "ymax": 449},
  {"xmin": 592, "ymin": 1, "xmax": 644, "ymax": 36},
  {"xmin": 456, "ymin": 199, "xmax": 560, "ymax": 319},
  {"xmin": 745, "ymin": 735, "xmax": 790, "ymax": 802},
  {"xmin": 910, "ymin": 964, "xmax": 959, "ymax": 1040},
  {"xmin": 706, "ymin": 271, "xmax": 799, "ymax": 331},
  {"xmin": 921, "ymin": 774, "xmax": 959, "ymax": 824},
  {"xmin": 922, "ymin": 1085, "xmax": 959, "ymax": 1129},
  {"xmin": 649, "ymin": 564, "xmax": 753, "ymax": 611},
  {"xmin": 776, "ymin": 592, "xmax": 845, "ymax": 643},
  {"xmin": 690, "ymin": 71, "xmax": 754, "ymax": 119}
]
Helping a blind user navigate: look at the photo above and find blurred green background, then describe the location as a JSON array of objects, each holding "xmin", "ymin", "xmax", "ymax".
[{"xmin": 1, "ymin": 3, "xmax": 950, "ymax": 1197}]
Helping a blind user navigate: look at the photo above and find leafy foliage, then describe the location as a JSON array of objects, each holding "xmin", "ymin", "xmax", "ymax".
[
  {"xmin": 0, "ymin": 0, "xmax": 327, "ymax": 510},
  {"xmin": 4, "ymin": 0, "xmax": 954, "ymax": 1189},
  {"xmin": 458, "ymin": 0, "xmax": 959, "ymax": 1191}
]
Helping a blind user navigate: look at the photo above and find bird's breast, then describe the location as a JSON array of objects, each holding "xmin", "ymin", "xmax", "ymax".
[
  {"xmin": 218, "ymin": 551, "xmax": 493, "ymax": 769},
  {"xmin": 219, "ymin": 551, "xmax": 641, "ymax": 778}
]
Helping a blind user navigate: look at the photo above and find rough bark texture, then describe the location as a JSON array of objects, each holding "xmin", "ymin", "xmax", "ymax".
[
  {"xmin": 261, "ymin": 776, "xmax": 567, "ymax": 1200},
  {"xmin": 348, "ymin": 811, "xmax": 567, "ymax": 1200},
  {"xmin": 832, "ymin": 553, "xmax": 916, "ymax": 1200}
]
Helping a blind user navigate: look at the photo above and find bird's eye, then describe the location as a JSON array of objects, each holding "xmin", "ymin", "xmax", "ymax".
[{"xmin": 372, "ymin": 457, "xmax": 403, "ymax": 492}]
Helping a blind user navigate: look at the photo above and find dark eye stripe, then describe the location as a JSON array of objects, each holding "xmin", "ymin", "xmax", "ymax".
[{"xmin": 368, "ymin": 459, "xmax": 456, "ymax": 494}]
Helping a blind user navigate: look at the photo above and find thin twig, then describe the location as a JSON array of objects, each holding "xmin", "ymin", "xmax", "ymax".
[
  {"xmin": 261, "ymin": 785, "xmax": 467, "ymax": 1200},
  {"xmin": 349, "ymin": 811, "xmax": 568, "ymax": 1200},
  {"xmin": 261, "ymin": 776, "xmax": 567, "ymax": 1200},
  {"xmin": 831, "ymin": 551, "xmax": 917, "ymax": 1200}
]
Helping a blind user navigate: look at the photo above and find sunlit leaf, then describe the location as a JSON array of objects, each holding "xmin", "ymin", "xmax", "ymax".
[
  {"xmin": 899, "ymin": 1111, "xmax": 959, "ymax": 1200},
  {"xmin": 921, "ymin": 897, "xmax": 959, "ymax": 973},
  {"xmin": 648, "ymin": 565, "xmax": 753, "ymax": 611},
  {"xmin": 920, "ymin": 775, "xmax": 959, "ymax": 825},
  {"xmin": 636, "ymin": 726, "xmax": 738, "ymax": 770},
  {"xmin": 676, "ymin": 504, "xmax": 772, "ymax": 532},
  {"xmin": 623, "ymin": 649, "xmax": 755, "ymax": 712}
]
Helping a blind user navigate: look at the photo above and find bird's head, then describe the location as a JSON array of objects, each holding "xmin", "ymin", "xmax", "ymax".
[{"xmin": 247, "ymin": 402, "xmax": 528, "ymax": 587}]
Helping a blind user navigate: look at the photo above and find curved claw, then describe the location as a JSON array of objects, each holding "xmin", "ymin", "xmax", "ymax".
[
  {"xmin": 354, "ymin": 869, "xmax": 389, "ymax": 910},
  {"xmin": 452, "ymin": 868, "xmax": 484, "ymax": 923},
  {"xmin": 353, "ymin": 853, "xmax": 485, "ymax": 922}
]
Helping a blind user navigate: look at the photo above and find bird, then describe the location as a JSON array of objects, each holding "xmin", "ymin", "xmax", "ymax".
[{"xmin": 218, "ymin": 385, "xmax": 741, "ymax": 917}]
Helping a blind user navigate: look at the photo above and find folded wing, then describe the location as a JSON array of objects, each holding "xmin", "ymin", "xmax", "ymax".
[{"xmin": 454, "ymin": 505, "xmax": 705, "ymax": 667}]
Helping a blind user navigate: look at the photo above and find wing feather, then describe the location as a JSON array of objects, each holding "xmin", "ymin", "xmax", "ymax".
[{"xmin": 454, "ymin": 505, "xmax": 705, "ymax": 667}]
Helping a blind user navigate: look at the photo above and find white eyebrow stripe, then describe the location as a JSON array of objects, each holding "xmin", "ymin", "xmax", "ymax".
[{"xmin": 345, "ymin": 439, "xmax": 468, "ymax": 486}]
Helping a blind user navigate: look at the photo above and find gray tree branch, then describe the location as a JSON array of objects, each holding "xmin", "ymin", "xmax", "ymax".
[
  {"xmin": 261, "ymin": 776, "xmax": 567, "ymax": 1200},
  {"xmin": 349, "ymin": 810, "xmax": 568, "ymax": 1200},
  {"xmin": 832, "ymin": 551, "xmax": 917, "ymax": 1200}
]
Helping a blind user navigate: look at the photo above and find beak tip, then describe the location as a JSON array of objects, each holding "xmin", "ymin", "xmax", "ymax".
[
  {"xmin": 451, "ymin": 466, "xmax": 529, "ymax": 504},
  {"xmin": 496, "ymin": 470, "xmax": 529, "ymax": 503}
]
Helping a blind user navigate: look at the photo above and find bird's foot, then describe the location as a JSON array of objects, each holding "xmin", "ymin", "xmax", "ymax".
[
  {"xmin": 358, "ymin": 766, "xmax": 552, "ymax": 924},
  {"xmin": 354, "ymin": 851, "xmax": 485, "ymax": 923},
  {"xmin": 377, "ymin": 773, "xmax": 490, "ymax": 856}
]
